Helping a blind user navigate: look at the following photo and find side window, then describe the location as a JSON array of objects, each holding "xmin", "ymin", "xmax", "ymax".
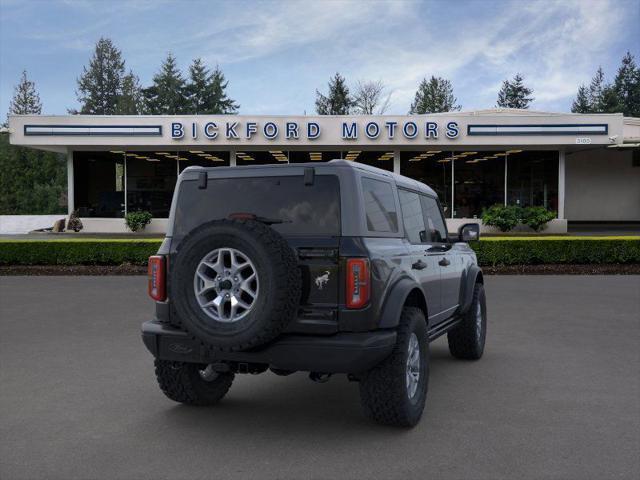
[
  {"xmin": 420, "ymin": 195, "xmax": 448, "ymax": 243},
  {"xmin": 361, "ymin": 178, "xmax": 398, "ymax": 233},
  {"xmin": 398, "ymin": 189, "xmax": 427, "ymax": 243}
]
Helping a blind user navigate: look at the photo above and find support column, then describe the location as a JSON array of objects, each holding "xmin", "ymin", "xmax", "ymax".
[
  {"xmin": 393, "ymin": 150, "xmax": 400, "ymax": 174},
  {"xmin": 451, "ymin": 153, "xmax": 455, "ymax": 218},
  {"xmin": 558, "ymin": 149, "xmax": 566, "ymax": 219},
  {"xmin": 504, "ymin": 153, "xmax": 508, "ymax": 206},
  {"xmin": 230, "ymin": 149, "xmax": 237, "ymax": 167},
  {"xmin": 66, "ymin": 149, "xmax": 74, "ymax": 216}
]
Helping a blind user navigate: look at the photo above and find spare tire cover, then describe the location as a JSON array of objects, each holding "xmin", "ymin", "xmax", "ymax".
[{"xmin": 171, "ymin": 219, "xmax": 301, "ymax": 352}]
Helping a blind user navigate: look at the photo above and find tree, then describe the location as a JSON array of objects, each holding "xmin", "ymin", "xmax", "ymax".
[
  {"xmin": 116, "ymin": 71, "xmax": 144, "ymax": 115},
  {"xmin": 587, "ymin": 67, "xmax": 608, "ymax": 112},
  {"xmin": 315, "ymin": 73, "xmax": 353, "ymax": 115},
  {"xmin": 143, "ymin": 53, "xmax": 188, "ymax": 114},
  {"xmin": 1, "ymin": 71, "xmax": 66, "ymax": 215},
  {"xmin": 409, "ymin": 76, "xmax": 460, "ymax": 114},
  {"xmin": 353, "ymin": 80, "xmax": 391, "ymax": 114},
  {"xmin": 571, "ymin": 85, "xmax": 591, "ymax": 113},
  {"xmin": 207, "ymin": 65, "xmax": 239, "ymax": 114},
  {"xmin": 613, "ymin": 51, "xmax": 640, "ymax": 117},
  {"xmin": 8, "ymin": 70, "xmax": 42, "ymax": 117},
  {"xmin": 75, "ymin": 37, "xmax": 126, "ymax": 114},
  {"xmin": 185, "ymin": 59, "xmax": 239, "ymax": 114},
  {"xmin": 496, "ymin": 73, "xmax": 534, "ymax": 109}
]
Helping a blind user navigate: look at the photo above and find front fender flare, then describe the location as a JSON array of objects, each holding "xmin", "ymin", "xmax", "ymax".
[
  {"xmin": 378, "ymin": 277, "xmax": 426, "ymax": 329},
  {"xmin": 458, "ymin": 265, "xmax": 483, "ymax": 315}
]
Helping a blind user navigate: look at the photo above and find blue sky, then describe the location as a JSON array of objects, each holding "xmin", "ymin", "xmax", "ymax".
[{"xmin": 1, "ymin": 0, "xmax": 638, "ymax": 117}]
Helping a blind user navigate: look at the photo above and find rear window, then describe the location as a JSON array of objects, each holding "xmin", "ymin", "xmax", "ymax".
[
  {"xmin": 361, "ymin": 177, "xmax": 398, "ymax": 233},
  {"xmin": 173, "ymin": 174, "xmax": 340, "ymax": 238}
]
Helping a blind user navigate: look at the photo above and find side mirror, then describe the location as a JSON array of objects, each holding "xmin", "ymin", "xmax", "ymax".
[{"xmin": 459, "ymin": 223, "xmax": 480, "ymax": 242}]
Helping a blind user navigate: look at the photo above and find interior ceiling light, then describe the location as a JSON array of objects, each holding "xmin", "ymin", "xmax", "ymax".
[
  {"xmin": 427, "ymin": 150, "xmax": 442, "ymax": 154},
  {"xmin": 135, "ymin": 155, "xmax": 148, "ymax": 159},
  {"xmin": 495, "ymin": 153, "xmax": 507, "ymax": 156},
  {"xmin": 125, "ymin": 153, "xmax": 137, "ymax": 157},
  {"xmin": 464, "ymin": 151, "xmax": 478, "ymax": 155},
  {"xmin": 146, "ymin": 158, "xmax": 160, "ymax": 162},
  {"xmin": 507, "ymin": 150, "xmax": 523, "ymax": 154},
  {"xmin": 437, "ymin": 159, "xmax": 450, "ymax": 163},
  {"xmin": 155, "ymin": 152, "xmax": 170, "ymax": 155},
  {"xmin": 189, "ymin": 151, "xmax": 204, "ymax": 154},
  {"xmin": 110, "ymin": 150, "xmax": 125, "ymax": 154}
]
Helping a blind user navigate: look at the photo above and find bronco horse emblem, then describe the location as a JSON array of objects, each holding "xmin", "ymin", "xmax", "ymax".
[{"xmin": 315, "ymin": 271, "xmax": 330, "ymax": 290}]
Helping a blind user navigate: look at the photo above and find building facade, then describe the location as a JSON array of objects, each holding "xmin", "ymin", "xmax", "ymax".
[{"xmin": 8, "ymin": 109, "xmax": 640, "ymax": 233}]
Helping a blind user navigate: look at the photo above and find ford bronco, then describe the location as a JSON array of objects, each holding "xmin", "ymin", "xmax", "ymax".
[{"xmin": 142, "ymin": 160, "xmax": 486, "ymax": 427}]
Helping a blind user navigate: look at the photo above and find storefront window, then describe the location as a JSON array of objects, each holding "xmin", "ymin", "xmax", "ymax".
[
  {"xmin": 507, "ymin": 150, "xmax": 558, "ymax": 213},
  {"xmin": 400, "ymin": 151, "xmax": 453, "ymax": 216},
  {"xmin": 453, "ymin": 151, "xmax": 505, "ymax": 218},
  {"xmin": 126, "ymin": 153, "xmax": 176, "ymax": 218},
  {"xmin": 74, "ymin": 151, "xmax": 125, "ymax": 218},
  {"xmin": 288, "ymin": 151, "xmax": 342, "ymax": 163},
  {"xmin": 347, "ymin": 151, "xmax": 394, "ymax": 172}
]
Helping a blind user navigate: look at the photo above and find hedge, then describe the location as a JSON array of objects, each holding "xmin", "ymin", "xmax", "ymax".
[
  {"xmin": 0, "ymin": 237, "xmax": 639, "ymax": 267},
  {"xmin": 471, "ymin": 237, "xmax": 640, "ymax": 266},
  {"xmin": 0, "ymin": 239, "xmax": 162, "ymax": 266}
]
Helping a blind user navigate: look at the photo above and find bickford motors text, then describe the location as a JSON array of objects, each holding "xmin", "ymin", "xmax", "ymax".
[{"xmin": 171, "ymin": 120, "xmax": 461, "ymax": 141}]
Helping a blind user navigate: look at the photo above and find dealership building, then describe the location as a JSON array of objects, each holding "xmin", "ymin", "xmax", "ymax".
[{"xmin": 8, "ymin": 109, "xmax": 640, "ymax": 233}]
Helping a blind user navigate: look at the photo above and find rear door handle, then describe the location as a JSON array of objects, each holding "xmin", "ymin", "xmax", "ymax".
[
  {"xmin": 412, "ymin": 260, "xmax": 427, "ymax": 270},
  {"xmin": 438, "ymin": 257, "xmax": 451, "ymax": 267}
]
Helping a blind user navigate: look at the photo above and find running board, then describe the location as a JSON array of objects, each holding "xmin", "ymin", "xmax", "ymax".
[{"xmin": 427, "ymin": 316, "xmax": 462, "ymax": 342}]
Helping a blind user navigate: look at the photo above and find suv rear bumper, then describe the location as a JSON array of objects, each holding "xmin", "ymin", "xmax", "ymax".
[{"xmin": 141, "ymin": 320, "xmax": 396, "ymax": 374}]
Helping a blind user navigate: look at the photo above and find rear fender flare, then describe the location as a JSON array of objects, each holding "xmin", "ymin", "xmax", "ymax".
[{"xmin": 378, "ymin": 278, "xmax": 428, "ymax": 329}]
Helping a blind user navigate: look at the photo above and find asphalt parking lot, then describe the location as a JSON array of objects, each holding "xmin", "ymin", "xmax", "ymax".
[{"xmin": 1, "ymin": 275, "xmax": 639, "ymax": 480}]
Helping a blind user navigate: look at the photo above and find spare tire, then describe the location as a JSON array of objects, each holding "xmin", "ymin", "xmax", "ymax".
[{"xmin": 171, "ymin": 219, "xmax": 301, "ymax": 352}]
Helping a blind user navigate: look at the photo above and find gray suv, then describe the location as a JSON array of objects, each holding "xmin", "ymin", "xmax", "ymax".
[{"xmin": 142, "ymin": 160, "xmax": 486, "ymax": 427}]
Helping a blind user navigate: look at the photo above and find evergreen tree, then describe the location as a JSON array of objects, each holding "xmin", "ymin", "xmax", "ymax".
[
  {"xmin": 496, "ymin": 73, "xmax": 534, "ymax": 109},
  {"xmin": 587, "ymin": 66, "xmax": 607, "ymax": 112},
  {"xmin": 186, "ymin": 58, "xmax": 209, "ymax": 114},
  {"xmin": 116, "ymin": 71, "xmax": 144, "ymax": 114},
  {"xmin": 613, "ymin": 51, "xmax": 640, "ymax": 117},
  {"xmin": 143, "ymin": 53, "xmax": 188, "ymax": 114},
  {"xmin": 207, "ymin": 65, "xmax": 239, "ymax": 114},
  {"xmin": 8, "ymin": 70, "xmax": 42, "ymax": 116},
  {"xmin": 315, "ymin": 73, "xmax": 353, "ymax": 115},
  {"xmin": 409, "ymin": 76, "xmax": 460, "ymax": 114},
  {"xmin": 571, "ymin": 85, "xmax": 591, "ymax": 113},
  {"xmin": 75, "ymin": 37, "xmax": 126, "ymax": 114},
  {"xmin": 185, "ymin": 59, "xmax": 239, "ymax": 114}
]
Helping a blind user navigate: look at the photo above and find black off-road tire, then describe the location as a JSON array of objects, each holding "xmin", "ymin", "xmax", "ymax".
[
  {"xmin": 154, "ymin": 359, "xmax": 235, "ymax": 406},
  {"xmin": 447, "ymin": 282, "xmax": 487, "ymax": 360},
  {"xmin": 359, "ymin": 307, "xmax": 429, "ymax": 427},
  {"xmin": 171, "ymin": 219, "xmax": 301, "ymax": 352}
]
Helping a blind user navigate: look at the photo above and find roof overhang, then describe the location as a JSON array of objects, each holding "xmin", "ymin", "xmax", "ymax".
[{"xmin": 7, "ymin": 112, "xmax": 627, "ymax": 153}]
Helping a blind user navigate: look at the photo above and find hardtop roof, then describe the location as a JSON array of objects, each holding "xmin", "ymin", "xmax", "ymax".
[{"xmin": 183, "ymin": 159, "xmax": 437, "ymax": 197}]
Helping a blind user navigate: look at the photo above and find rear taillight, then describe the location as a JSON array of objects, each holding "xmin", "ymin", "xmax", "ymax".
[
  {"xmin": 346, "ymin": 258, "xmax": 370, "ymax": 309},
  {"xmin": 148, "ymin": 255, "xmax": 166, "ymax": 301}
]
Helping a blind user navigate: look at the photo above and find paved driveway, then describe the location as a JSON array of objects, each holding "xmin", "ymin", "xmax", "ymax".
[{"xmin": 1, "ymin": 276, "xmax": 639, "ymax": 480}]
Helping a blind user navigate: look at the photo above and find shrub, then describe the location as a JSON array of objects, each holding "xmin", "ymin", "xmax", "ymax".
[
  {"xmin": 125, "ymin": 210, "xmax": 153, "ymax": 232},
  {"xmin": 481, "ymin": 205, "xmax": 520, "ymax": 232},
  {"xmin": 66, "ymin": 210, "xmax": 83, "ymax": 232},
  {"xmin": 521, "ymin": 206, "xmax": 556, "ymax": 232}
]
